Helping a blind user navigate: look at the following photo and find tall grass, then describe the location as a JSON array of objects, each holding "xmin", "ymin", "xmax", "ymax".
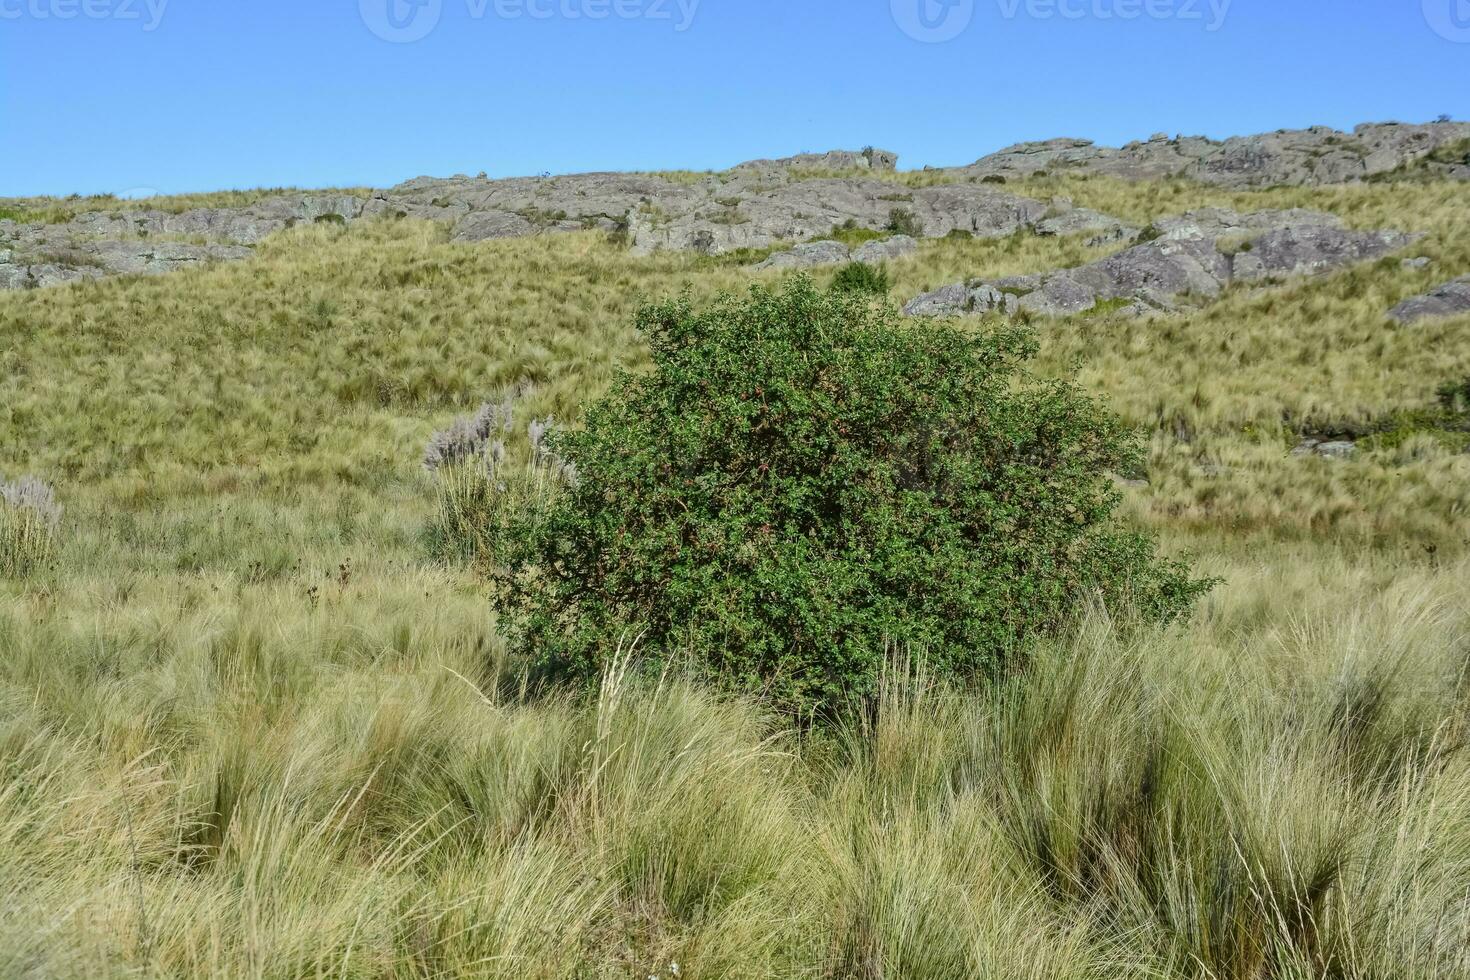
[{"xmin": 0, "ymin": 544, "xmax": 1466, "ymax": 977}]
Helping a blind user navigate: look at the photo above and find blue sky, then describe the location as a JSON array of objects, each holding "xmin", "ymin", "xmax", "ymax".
[{"xmin": 2, "ymin": 0, "xmax": 1467, "ymax": 197}]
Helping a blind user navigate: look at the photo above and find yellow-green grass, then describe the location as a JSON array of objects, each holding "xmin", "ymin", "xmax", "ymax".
[{"xmin": 1, "ymin": 175, "xmax": 1468, "ymax": 977}]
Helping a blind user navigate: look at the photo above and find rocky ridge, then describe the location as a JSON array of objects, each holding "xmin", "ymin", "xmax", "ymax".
[
  {"xmin": 1, "ymin": 120, "xmax": 1465, "ymax": 292},
  {"xmin": 960, "ymin": 121, "xmax": 1470, "ymax": 188}
]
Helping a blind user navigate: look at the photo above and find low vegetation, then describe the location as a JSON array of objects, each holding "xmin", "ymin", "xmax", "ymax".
[{"xmin": 1, "ymin": 170, "xmax": 1468, "ymax": 977}]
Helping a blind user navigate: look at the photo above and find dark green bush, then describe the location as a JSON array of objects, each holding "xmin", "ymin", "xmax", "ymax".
[
  {"xmin": 885, "ymin": 207, "xmax": 924, "ymax": 238},
  {"xmin": 1436, "ymin": 377, "xmax": 1470, "ymax": 416},
  {"xmin": 494, "ymin": 279, "xmax": 1209, "ymax": 712},
  {"xmin": 830, "ymin": 261, "xmax": 890, "ymax": 296}
]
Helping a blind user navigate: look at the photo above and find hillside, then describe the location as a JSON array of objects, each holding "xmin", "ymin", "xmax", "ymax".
[{"xmin": 1, "ymin": 124, "xmax": 1469, "ymax": 977}]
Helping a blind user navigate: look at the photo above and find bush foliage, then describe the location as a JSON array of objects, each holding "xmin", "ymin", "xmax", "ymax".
[
  {"xmin": 494, "ymin": 280, "xmax": 1209, "ymax": 711},
  {"xmin": 830, "ymin": 261, "xmax": 891, "ymax": 296}
]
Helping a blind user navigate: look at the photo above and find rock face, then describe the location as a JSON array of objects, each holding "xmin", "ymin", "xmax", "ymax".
[
  {"xmin": 904, "ymin": 209, "xmax": 1421, "ymax": 319},
  {"xmin": 1388, "ymin": 276, "xmax": 1470, "ymax": 325},
  {"xmin": 0, "ymin": 195, "xmax": 361, "ymax": 290},
  {"xmin": 962, "ymin": 121, "xmax": 1470, "ymax": 188}
]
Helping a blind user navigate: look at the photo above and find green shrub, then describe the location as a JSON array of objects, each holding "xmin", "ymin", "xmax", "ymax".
[
  {"xmin": 826, "ymin": 219, "xmax": 886, "ymax": 248},
  {"xmin": 1436, "ymin": 377, "xmax": 1470, "ymax": 416},
  {"xmin": 886, "ymin": 208, "xmax": 924, "ymax": 238},
  {"xmin": 830, "ymin": 261, "xmax": 890, "ymax": 296},
  {"xmin": 493, "ymin": 280, "xmax": 1209, "ymax": 712}
]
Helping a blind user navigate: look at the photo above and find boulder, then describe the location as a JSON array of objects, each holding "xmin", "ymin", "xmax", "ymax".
[
  {"xmin": 753, "ymin": 240, "xmax": 851, "ymax": 270},
  {"xmin": 1034, "ymin": 207, "xmax": 1135, "ymax": 239},
  {"xmin": 1388, "ymin": 276, "xmax": 1470, "ymax": 325},
  {"xmin": 1230, "ymin": 226, "xmax": 1423, "ymax": 282},
  {"xmin": 851, "ymin": 235, "xmax": 919, "ymax": 264}
]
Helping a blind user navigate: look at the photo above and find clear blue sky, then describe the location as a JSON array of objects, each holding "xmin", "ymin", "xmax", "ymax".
[{"xmin": 3, "ymin": 0, "xmax": 1467, "ymax": 197}]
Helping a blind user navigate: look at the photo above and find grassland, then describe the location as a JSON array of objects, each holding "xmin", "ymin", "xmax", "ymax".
[{"xmin": 1, "ymin": 173, "xmax": 1468, "ymax": 978}]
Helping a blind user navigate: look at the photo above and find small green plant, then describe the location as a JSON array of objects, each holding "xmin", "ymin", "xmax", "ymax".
[
  {"xmin": 1436, "ymin": 377, "xmax": 1470, "ymax": 416},
  {"xmin": 824, "ymin": 219, "xmax": 886, "ymax": 248},
  {"xmin": 1, "ymin": 475, "xmax": 61, "ymax": 577},
  {"xmin": 493, "ymin": 279, "xmax": 1210, "ymax": 712},
  {"xmin": 886, "ymin": 207, "xmax": 924, "ymax": 238},
  {"xmin": 830, "ymin": 261, "xmax": 890, "ymax": 296}
]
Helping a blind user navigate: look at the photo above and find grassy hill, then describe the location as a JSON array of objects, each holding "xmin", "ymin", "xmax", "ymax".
[{"xmin": 1, "ymin": 172, "xmax": 1468, "ymax": 978}]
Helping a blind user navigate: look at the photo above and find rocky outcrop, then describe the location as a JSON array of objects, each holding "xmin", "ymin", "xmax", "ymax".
[
  {"xmin": 752, "ymin": 235, "xmax": 920, "ymax": 271},
  {"xmin": 626, "ymin": 180, "xmax": 1052, "ymax": 255},
  {"xmin": 904, "ymin": 209, "xmax": 1421, "ymax": 319},
  {"xmin": 3, "ymin": 120, "xmax": 1461, "ymax": 292},
  {"xmin": 852, "ymin": 235, "xmax": 919, "ymax": 264},
  {"xmin": 1388, "ymin": 276, "xmax": 1470, "ymax": 325},
  {"xmin": 0, "ymin": 194, "xmax": 363, "ymax": 291},
  {"xmin": 1034, "ymin": 206, "xmax": 1136, "ymax": 241},
  {"xmin": 962, "ymin": 122, "xmax": 1470, "ymax": 188},
  {"xmin": 753, "ymin": 240, "xmax": 853, "ymax": 270},
  {"xmin": 733, "ymin": 148, "xmax": 899, "ymax": 173}
]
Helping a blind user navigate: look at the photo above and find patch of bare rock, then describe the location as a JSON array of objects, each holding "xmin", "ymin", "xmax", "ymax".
[
  {"xmin": 1388, "ymin": 277, "xmax": 1470, "ymax": 325},
  {"xmin": 903, "ymin": 209, "xmax": 1422, "ymax": 319}
]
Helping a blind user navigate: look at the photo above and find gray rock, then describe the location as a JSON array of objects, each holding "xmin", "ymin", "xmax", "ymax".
[
  {"xmin": 5, "ymin": 122, "xmax": 1460, "ymax": 292},
  {"xmin": 1290, "ymin": 439, "xmax": 1358, "ymax": 460},
  {"xmin": 1388, "ymin": 276, "xmax": 1470, "ymax": 325},
  {"xmin": 1289, "ymin": 440, "xmax": 1321, "ymax": 457},
  {"xmin": 628, "ymin": 180, "xmax": 1047, "ymax": 256},
  {"xmin": 1229, "ymin": 226, "xmax": 1423, "ymax": 282},
  {"xmin": 962, "ymin": 121, "xmax": 1470, "ymax": 188},
  {"xmin": 1149, "ymin": 207, "xmax": 1342, "ymax": 242},
  {"xmin": 906, "ymin": 207, "xmax": 1418, "ymax": 319},
  {"xmin": 753, "ymin": 240, "xmax": 851, "ymax": 270},
  {"xmin": 1316, "ymin": 441, "xmax": 1358, "ymax": 460},
  {"xmin": 1401, "ymin": 257, "xmax": 1433, "ymax": 270},
  {"xmin": 451, "ymin": 210, "xmax": 536, "ymax": 242},
  {"xmin": 1033, "ymin": 207, "xmax": 1133, "ymax": 239},
  {"xmin": 851, "ymin": 235, "xmax": 918, "ymax": 264},
  {"xmin": 733, "ymin": 148, "xmax": 899, "ymax": 173}
]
